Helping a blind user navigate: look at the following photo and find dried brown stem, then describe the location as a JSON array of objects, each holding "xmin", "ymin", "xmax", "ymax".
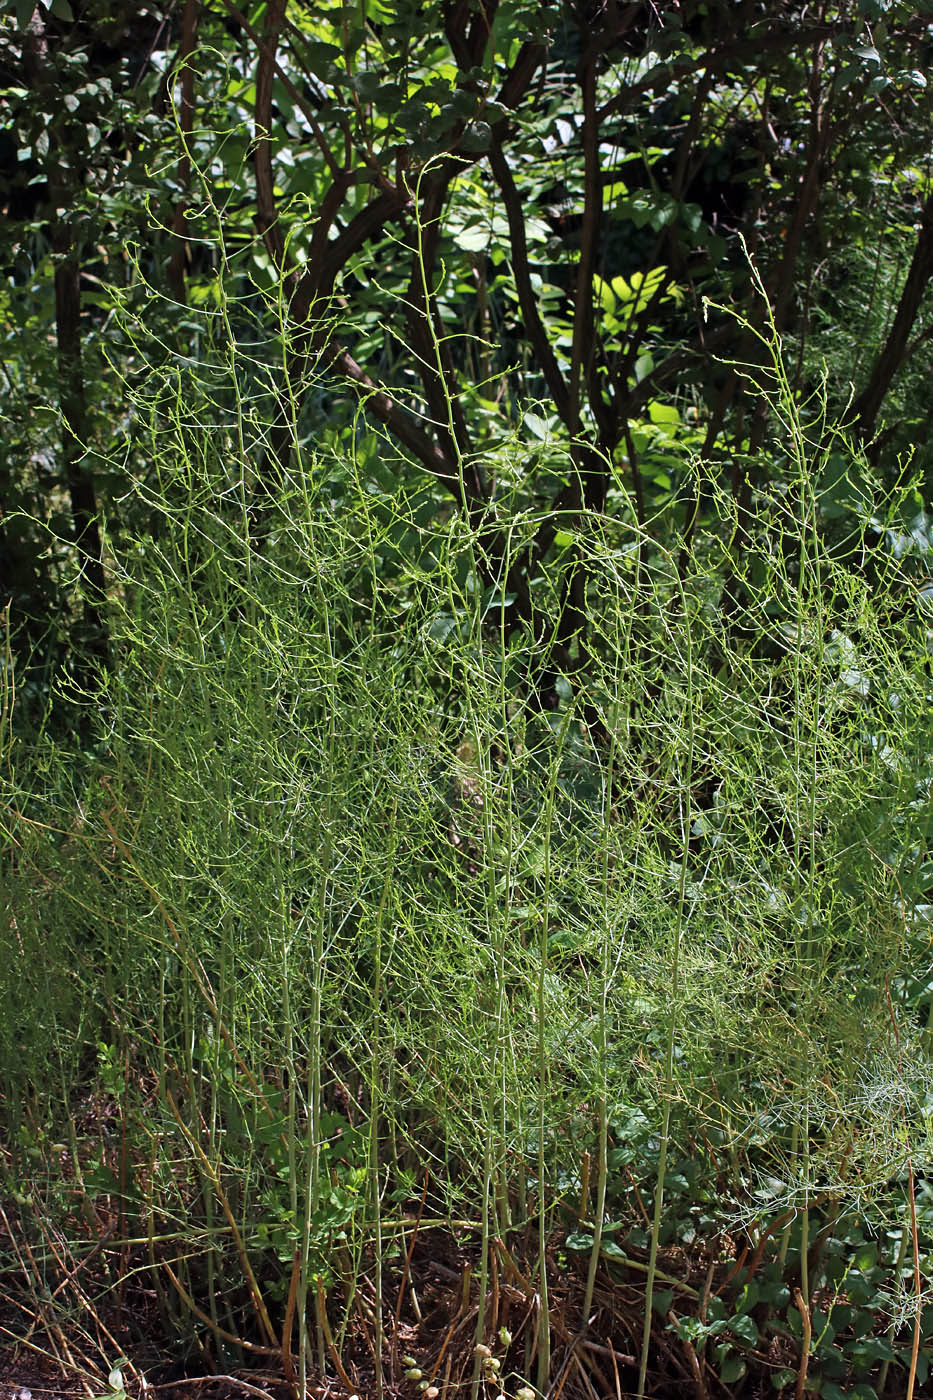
[{"xmin": 253, "ymin": 0, "xmax": 287, "ymax": 270}]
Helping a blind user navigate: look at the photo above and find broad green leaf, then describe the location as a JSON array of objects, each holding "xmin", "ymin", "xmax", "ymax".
[
  {"xmin": 853, "ymin": 1241, "xmax": 878, "ymax": 1270},
  {"xmin": 460, "ymin": 121, "xmax": 492, "ymax": 152},
  {"xmin": 729, "ymin": 1313, "xmax": 758, "ymax": 1345},
  {"xmin": 593, "ymin": 274, "xmax": 616, "ymax": 313},
  {"xmin": 453, "ymin": 224, "xmax": 488, "ymax": 251},
  {"xmin": 719, "ymin": 1354, "xmax": 746, "ymax": 1384},
  {"xmin": 523, "ymin": 412, "xmax": 551, "ymax": 439}
]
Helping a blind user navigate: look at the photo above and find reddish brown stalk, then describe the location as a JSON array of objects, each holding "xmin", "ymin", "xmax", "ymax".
[
  {"xmin": 223, "ymin": 0, "xmax": 343, "ymax": 180},
  {"xmin": 669, "ymin": 1309, "xmax": 708, "ymax": 1400},
  {"xmin": 161, "ymin": 1258, "xmax": 281, "ymax": 1356},
  {"xmin": 28, "ymin": 1202, "xmax": 139, "ymax": 1383},
  {"xmin": 148, "ymin": 1379, "xmax": 276, "ymax": 1400},
  {"xmin": 253, "ymin": 0, "xmax": 287, "ymax": 270},
  {"xmin": 315, "ymin": 1276, "xmax": 355, "ymax": 1392},
  {"xmin": 426, "ymin": 1299, "xmax": 476, "ymax": 1384},
  {"xmin": 578, "ymin": 1149, "xmax": 591, "ymax": 1222},
  {"xmin": 793, "ymin": 1288, "xmax": 811, "ymax": 1400},
  {"xmin": 394, "ymin": 1172, "xmax": 430, "ymax": 1336},
  {"xmin": 720, "ymin": 1210, "xmax": 796, "ymax": 1291},
  {"xmin": 281, "ymin": 1250, "xmax": 301, "ymax": 1392},
  {"xmin": 164, "ymin": 1088, "xmax": 279, "ymax": 1350}
]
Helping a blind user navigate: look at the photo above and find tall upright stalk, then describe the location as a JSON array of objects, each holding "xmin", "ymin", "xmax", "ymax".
[
  {"xmin": 581, "ymin": 721, "xmax": 619, "ymax": 1330},
  {"xmin": 638, "ymin": 588, "xmax": 696, "ymax": 1400},
  {"xmin": 408, "ymin": 159, "xmax": 509, "ymax": 1397},
  {"xmin": 535, "ymin": 707, "xmax": 573, "ymax": 1392},
  {"xmin": 368, "ymin": 796, "xmax": 397, "ymax": 1400}
]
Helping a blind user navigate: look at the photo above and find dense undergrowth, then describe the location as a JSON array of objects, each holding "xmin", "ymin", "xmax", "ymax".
[{"xmin": 4, "ymin": 274, "xmax": 933, "ymax": 1400}]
